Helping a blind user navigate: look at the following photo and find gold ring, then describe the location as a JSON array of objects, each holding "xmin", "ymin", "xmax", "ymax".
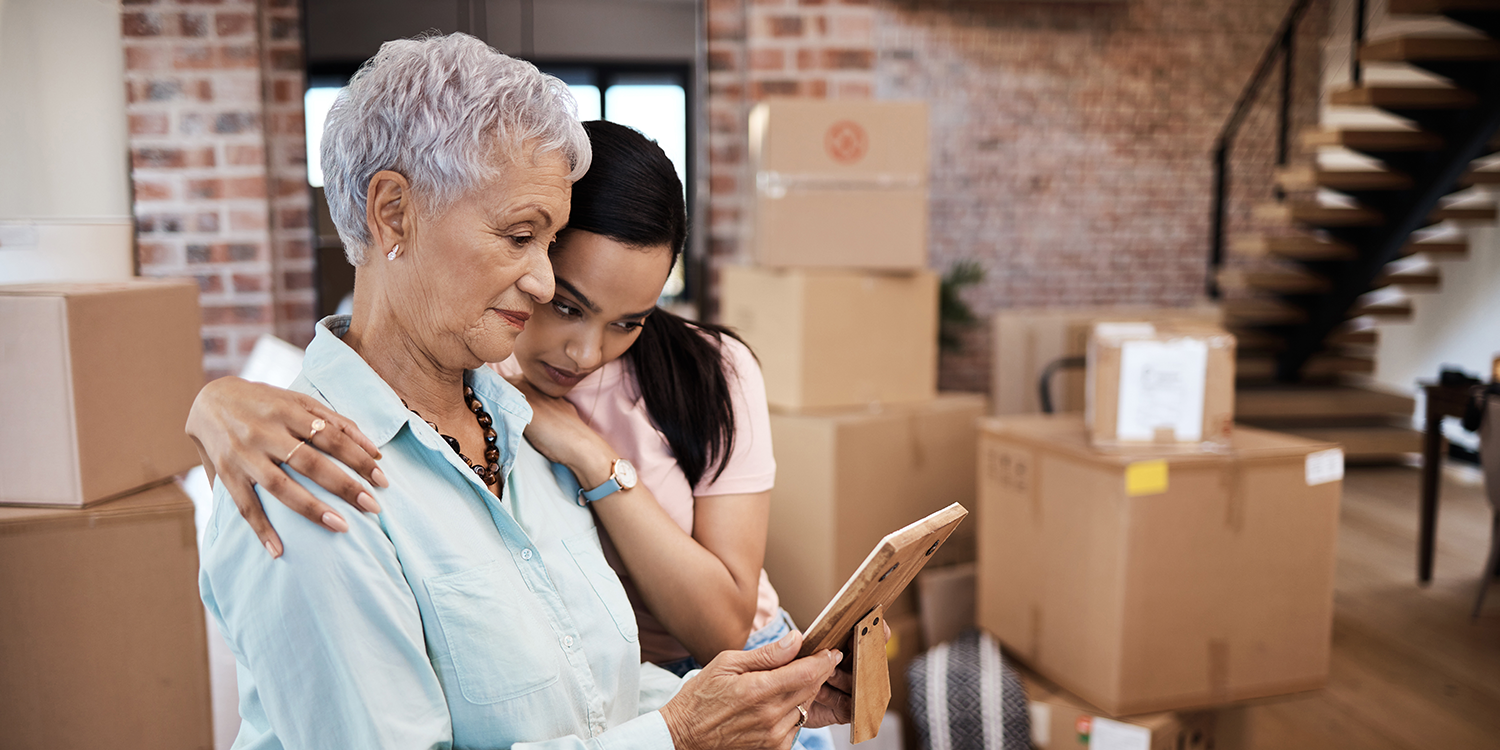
[
  {"xmin": 284, "ymin": 438, "xmax": 310, "ymax": 464},
  {"xmin": 308, "ymin": 418, "xmax": 327, "ymax": 439},
  {"xmin": 794, "ymin": 704, "xmax": 807, "ymax": 729}
]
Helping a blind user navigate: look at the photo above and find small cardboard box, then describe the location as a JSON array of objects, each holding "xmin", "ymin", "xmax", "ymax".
[
  {"xmin": 0, "ymin": 280, "xmax": 204, "ymax": 506},
  {"xmin": 748, "ymin": 99, "xmax": 929, "ymax": 269},
  {"xmin": 0, "ymin": 481, "xmax": 213, "ymax": 748},
  {"xmin": 1023, "ymin": 667, "xmax": 1215, "ymax": 750},
  {"xmin": 916, "ymin": 562, "xmax": 976, "ymax": 649},
  {"xmin": 886, "ymin": 611, "xmax": 926, "ymax": 730},
  {"xmin": 1086, "ymin": 321, "xmax": 1236, "ymax": 450},
  {"xmin": 721, "ymin": 266, "xmax": 938, "ymax": 411},
  {"xmin": 763, "ymin": 393, "xmax": 986, "ymax": 627},
  {"xmin": 977, "ymin": 415, "xmax": 1342, "ymax": 716}
]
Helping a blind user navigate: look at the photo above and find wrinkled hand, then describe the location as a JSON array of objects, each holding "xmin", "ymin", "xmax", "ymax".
[
  {"xmin": 660, "ymin": 630, "xmax": 847, "ymax": 750},
  {"xmin": 185, "ymin": 377, "xmax": 386, "ymax": 557}
]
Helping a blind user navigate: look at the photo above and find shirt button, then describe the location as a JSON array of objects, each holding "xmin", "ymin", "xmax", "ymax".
[
  {"xmin": 521, "ymin": 549, "xmax": 533, "ymax": 560},
  {"xmin": 563, "ymin": 635, "xmax": 574, "ymax": 648}
]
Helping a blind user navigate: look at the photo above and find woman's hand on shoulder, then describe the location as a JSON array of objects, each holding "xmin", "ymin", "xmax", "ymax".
[
  {"xmin": 506, "ymin": 375, "xmax": 619, "ymax": 490},
  {"xmin": 659, "ymin": 630, "xmax": 850, "ymax": 750},
  {"xmin": 186, "ymin": 376, "xmax": 387, "ymax": 557}
]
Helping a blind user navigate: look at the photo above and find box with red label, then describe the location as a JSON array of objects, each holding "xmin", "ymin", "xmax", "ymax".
[
  {"xmin": 747, "ymin": 100, "xmax": 928, "ymax": 270},
  {"xmin": 1022, "ymin": 665, "xmax": 1215, "ymax": 750},
  {"xmin": 976, "ymin": 414, "xmax": 1342, "ymax": 716}
]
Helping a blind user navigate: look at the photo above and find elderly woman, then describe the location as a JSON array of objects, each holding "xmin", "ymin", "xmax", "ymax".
[{"xmin": 198, "ymin": 34, "xmax": 845, "ymax": 749}]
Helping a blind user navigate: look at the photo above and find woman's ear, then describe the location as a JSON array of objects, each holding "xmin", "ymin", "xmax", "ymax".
[{"xmin": 366, "ymin": 170, "xmax": 411, "ymax": 252}]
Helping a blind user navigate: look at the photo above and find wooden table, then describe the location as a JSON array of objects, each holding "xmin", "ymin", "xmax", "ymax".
[{"xmin": 1418, "ymin": 381, "xmax": 1475, "ymax": 585}]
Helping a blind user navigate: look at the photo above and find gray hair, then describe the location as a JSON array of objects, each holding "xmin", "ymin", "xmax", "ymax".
[{"xmin": 321, "ymin": 33, "xmax": 592, "ymax": 265}]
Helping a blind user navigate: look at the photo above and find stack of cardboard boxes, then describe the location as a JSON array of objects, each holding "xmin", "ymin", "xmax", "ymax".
[
  {"xmin": 720, "ymin": 101, "xmax": 985, "ymax": 700},
  {"xmin": 976, "ymin": 322, "xmax": 1345, "ymax": 746},
  {"xmin": 0, "ymin": 280, "xmax": 213, "ymax": 748}
]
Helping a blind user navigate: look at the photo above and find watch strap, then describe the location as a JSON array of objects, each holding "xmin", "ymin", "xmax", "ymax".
[{"xmin": 579, "ymin": 476, "xmax": 623, "ymax": 506}]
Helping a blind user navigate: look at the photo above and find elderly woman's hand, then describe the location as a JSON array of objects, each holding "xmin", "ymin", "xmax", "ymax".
[
  {"xmin": 659, "ymin": 630, "xmax": 850, "ymax": 750},
  {"xmin": 186, "ymin": 377, "xmax": 388, "ymax": 557}
]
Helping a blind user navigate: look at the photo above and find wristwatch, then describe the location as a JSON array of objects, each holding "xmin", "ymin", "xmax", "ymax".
[{"xmin": 578, "ymin": 458, "xmax": 638, "ymax": 506}]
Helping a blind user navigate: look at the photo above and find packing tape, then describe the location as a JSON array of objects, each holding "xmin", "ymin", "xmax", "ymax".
[
  {"xmin": 1208, "ymin": 638, "xmax": 1230, "ymax": 702},
  {"xmin": 755, "ymin": 171, "xmax": 926, "ymax": 198}
]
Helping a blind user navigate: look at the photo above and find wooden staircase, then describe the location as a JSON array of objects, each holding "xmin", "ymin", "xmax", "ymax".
[{"xmin": 1220, "ymin": 0, "xmax": 1500, "ymax": 459}]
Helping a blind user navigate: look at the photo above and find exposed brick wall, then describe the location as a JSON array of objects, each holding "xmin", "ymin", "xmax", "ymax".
[
  {"xmin": 704, "ymin": 0, "xmax": 1327, "ymax": 393},
  {"xmin": 123, "ymin": 0, "xmax": 314, "ymax": 381}
]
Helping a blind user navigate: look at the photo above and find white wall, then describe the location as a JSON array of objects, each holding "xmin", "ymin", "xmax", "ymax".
[
  {"xmin": 1374, "ymin": 215, "xmax": 1500, "ymax": 403},
  {"xmin": 0, "ymin": 0, "xmax": 135, "ymax": 283}
]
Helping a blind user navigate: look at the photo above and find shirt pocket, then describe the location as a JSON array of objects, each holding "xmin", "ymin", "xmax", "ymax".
[
  {"xmin": 426, "ymin": 561, "xmax": 561, "ymax": 705},
  {"xmin": 561, "ymin": 529, "xmax": 639, "ymax": 643}
]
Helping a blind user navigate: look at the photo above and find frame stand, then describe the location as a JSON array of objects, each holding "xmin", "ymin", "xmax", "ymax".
[{"xmin": 849, "ymin": 605, "xmax": 891, "ymax": 743}]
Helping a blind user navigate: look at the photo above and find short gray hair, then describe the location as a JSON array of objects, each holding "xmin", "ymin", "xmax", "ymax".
[{"xmin": 321, "ymin": 33, "xmax": 591, "ymax": 265}]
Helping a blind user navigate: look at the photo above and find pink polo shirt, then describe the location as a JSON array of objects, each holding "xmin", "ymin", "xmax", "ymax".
[{"xmin": 495, "ymin": 334, "xmax": 780, "ymax": 665}]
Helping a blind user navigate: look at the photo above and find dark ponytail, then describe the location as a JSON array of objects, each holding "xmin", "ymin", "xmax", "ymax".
[{"xmin": 568, "ymin": 120, "xmax": 748, "ymax": 488}]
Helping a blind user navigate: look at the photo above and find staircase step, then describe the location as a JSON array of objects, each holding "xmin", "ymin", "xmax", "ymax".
[
  {"xmin": 1401, "ymin": 238, "xmax": 1469, "ymax": 258},
  {"xmin": 1256, "ymin": 202, "xmax": 1385, "ymax": 226},
  {"xmin": 1238, "ymin": 353, "xmax": 1376, "ymax": 380},
  {"xmin": 1330, "ymin": 85, "xmax": 1479, "ymax": 109},
  {"xmin": 1361, "ymin": 36, "xmax": 1500, "ymax": 62},
  {"xmin": 1218, "ymin": 268, "xmax": 1331, "ymax": 294},
  {"xmin": 1376, "ymin": 265, "xmax": 1443, "ymax": 289},
  {"xmin": 1275, "ymin": 425, "xmax": 1422, "ymax": 461},
  {"xmin": 1388, "ymin": 0, "xmax": 1500, "ymax": 14},
  {"xmin": 1276, "ymin": 166, "xmax": 1412, "ymax": 191},
  {"xmin": 1329, "ymin": 322, "xmax": 1381, "ymax": 346},
  {"xmin": 1227, "ymin": 327, "xmax": 1286, "ymax": 352},
  {"xmin": 1430, "ymin": 204, "xmax": 1498, "ymax": 221},
  {"xmin": 1232, "ymin": 235, "xmax": 1356, "ymax": 260},
  {"xmin": 1304, "ymin": 128, "xmax": 1444, "ymax": 153},
  {"xmin": 1236, "ymin": 385, "xmax": 1416, "ymax": 422},
  {"xmin": 1462, "ymin": 170, "xmax": 1500, "ymax": 185},
  {"xmin": 1352, "ymin": 298, "xmax": 1414, "ymax": 319},
  {"xmin": 1224, "ymin": 298, "xmax": 1307, "ymax": 325}
]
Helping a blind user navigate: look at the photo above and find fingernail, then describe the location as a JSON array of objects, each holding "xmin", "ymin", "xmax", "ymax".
[
  {"xmin": 777, "ymin": 632, "xmax": 797, "ymax": 650},
  {"xmin": 356, "ymin": 492, "xmax": 382, "ymax": 514},
  {"xmin": 831, "ymin": 650, "xmax": 844, "ymax": 666},
  {"xmin": 322, "ymin": 511, "xmax": 350, "ymax": 532},
  {"xmin": 371, "ymin": 467, "xmax": 389, "ymax": 488},
  {"xmin": 264, "ymin": 540, "xmax": 281, "ymax": 558}
]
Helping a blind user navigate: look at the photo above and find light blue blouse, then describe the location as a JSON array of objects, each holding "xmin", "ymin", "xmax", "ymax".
[{"xmin": 200, "ymin": 316, "xmax": 684, "ymax": 750}]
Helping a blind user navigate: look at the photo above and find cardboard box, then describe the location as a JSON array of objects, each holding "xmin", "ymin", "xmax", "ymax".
[
  {"xmin": 977, "ymin": 415, "xmax": 1342, "ymax": 716},
  {"xmin": 0, "ymin": 481, "xmax": 213, "ymax": 748},
  {"xmin": 0, "ymin": 280, "xmax": 204, "ymax": 507},
  {"xmin": 886, "ymin": 611, "xmax": 925, "ymax": 729},
  {"xmin": 748, "ymin": 99, "xmax": 929, "ymax": 269},
  {"xmin": 764, "ymin": 393, "xmax": 986, "ymax": 627},
  {"xmin": 721, "ymin": 266, "xmax": 938, "ymax": 411},
  {"xmin": 1086, "ymin": 321, "xmax": 1237, "ymax": 449},
  {"xmin": 990, "ymin": 306, "xmax": 1222, "ymax": 416},
  {"xmin": 916, "ymin": 562, "xmax": 976, "ymax": 648},
  {"xmin": 1022, "ymin": 666, "xmax": 1215, "ymax": 750}
]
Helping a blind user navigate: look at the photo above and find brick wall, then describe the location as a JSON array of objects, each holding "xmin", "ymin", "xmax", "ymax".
[
  {"xmin": 123, "ymin": 0, "xmax": 314, "ymax": 381},
  {"xmin": 705, "ymin": 0, "xmax": 1327, "ymax": 392}
]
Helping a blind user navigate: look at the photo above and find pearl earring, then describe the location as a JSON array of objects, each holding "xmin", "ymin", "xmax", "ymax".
[{"xmin": 387, "ymin": 244, "xmax": 400, "ymax": 261}]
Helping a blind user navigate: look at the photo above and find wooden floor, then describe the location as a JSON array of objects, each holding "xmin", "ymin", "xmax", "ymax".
[{"xmin": 1215, "ymin": 466, "xmax": 1500, "ymax": 750}]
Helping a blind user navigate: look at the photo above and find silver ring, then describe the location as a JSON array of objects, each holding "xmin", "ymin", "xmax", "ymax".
[{"xmin": 794, "ymin": 704, "xmax": 807, "ymax": 728}]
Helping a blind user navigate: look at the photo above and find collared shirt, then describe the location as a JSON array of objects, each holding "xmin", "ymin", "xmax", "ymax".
[{"xmin": 200, "ymin": 316, "xmax": 683, "ymax": 750}]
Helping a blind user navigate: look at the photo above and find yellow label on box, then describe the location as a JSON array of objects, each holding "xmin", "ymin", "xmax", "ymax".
[{"xmin": 1125, "ymin": 460, "xmax": 1169, "ymax": 496}]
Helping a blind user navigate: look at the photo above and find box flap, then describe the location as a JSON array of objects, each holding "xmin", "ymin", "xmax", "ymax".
[{"xmin": 980, "ymin": 415, "xmax": 1338, "ymax": 464}]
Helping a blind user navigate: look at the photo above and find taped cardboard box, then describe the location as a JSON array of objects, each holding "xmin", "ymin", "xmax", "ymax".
[
  {"xmin": 915, "ymin": 562, "xmax": 976, "ymax": 649},
  {"xmin": 1086, "ymin": 321, "xmax": 1236, "ymax": 450},
  {"xmin": 0, "ymin": 481, "xmax": 213, "ymax": 749},
  {"xmin": 0, "ymin": 280, "xmax": 204, "ymax": 507},
  {"xmin": 748, "ymin": 99, "xmax": 928, "ymax": 269},
  {"xmin": 976, "ymin": 415, "xmax": 1342, "ymax": 716},
  {"xmin": 721, "ymin": 266, "xmax": 938, "ymax": 411},
  {"xmin": 764, "ymin": 393, "xmax": 986, "ymax": 627},
  {"xmin": 1022, "ymin": 666, "xmax": 1215, "ymax": 750},
  {"xmin": 990, "ymin": 306, "xmax": 1222, "ymax": 416}
]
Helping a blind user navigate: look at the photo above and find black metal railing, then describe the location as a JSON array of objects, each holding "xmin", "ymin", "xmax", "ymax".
[{"xmin": 1207, "ymin": 0, "xmax": 1365, "ymax": 299}]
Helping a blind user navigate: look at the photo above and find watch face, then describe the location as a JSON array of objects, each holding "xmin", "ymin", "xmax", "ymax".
[{"xmin": 615, "ymin": 458, "xmax": 638, "ymax": 489}]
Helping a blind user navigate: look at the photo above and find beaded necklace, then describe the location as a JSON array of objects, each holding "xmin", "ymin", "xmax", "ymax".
[{"xmin": 403, "ymin": 384, "xmax": 502, "ymax": 488}]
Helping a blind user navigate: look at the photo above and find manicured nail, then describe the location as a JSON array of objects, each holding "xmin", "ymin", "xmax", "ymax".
[
  {"xmin": 831, "ymin": 650, "xmax": 844, "ymax": 666},
  {"xmin": 264, "ymin": 539, "xmax": 281, "ymax": 558},
  {"xmin": 322, "ymin": 511, "xmax": 349, "ymax": 532},
  {"xmin": 356, "ymin": 492, "xmax": 382, "ymax": 514},
  {"xmin": 371, "ymin": 467, "xmax": 389, "ymax": 488}
]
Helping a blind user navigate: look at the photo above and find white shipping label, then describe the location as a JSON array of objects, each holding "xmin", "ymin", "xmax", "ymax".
[
  {"xmin": 1090, "ymin": 717, "xmax": 1153, "ymax": 750},
  {"xmin": 1028, "ymin": 703, "xmax": 1051, "ymax": 748},
  {"xmin": 1094, "ymin": 322, "xmax": 1157, "ymax": 340},
  {"xmin": 1306, "ymin": 448, "xmax": 1345, "ymax": 486},
  {"xmin": 1117, "ymin": 338, "xmax": 1209, "ymax": 442}
]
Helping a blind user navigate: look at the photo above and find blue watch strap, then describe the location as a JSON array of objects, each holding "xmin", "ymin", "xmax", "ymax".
[{"xmin": 579, "ymin": 476, "xmax": 623, "ymax": 506}]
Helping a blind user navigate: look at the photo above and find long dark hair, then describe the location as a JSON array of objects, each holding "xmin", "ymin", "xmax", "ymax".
[{"xmin": 566, "ymin": 120, "xmax": 748, "ymax": 489}]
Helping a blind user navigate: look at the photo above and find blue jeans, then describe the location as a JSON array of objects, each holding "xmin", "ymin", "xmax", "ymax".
[{"xmin": 658, "ymin": 609, "xmax": 835, "ymax": 750}]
